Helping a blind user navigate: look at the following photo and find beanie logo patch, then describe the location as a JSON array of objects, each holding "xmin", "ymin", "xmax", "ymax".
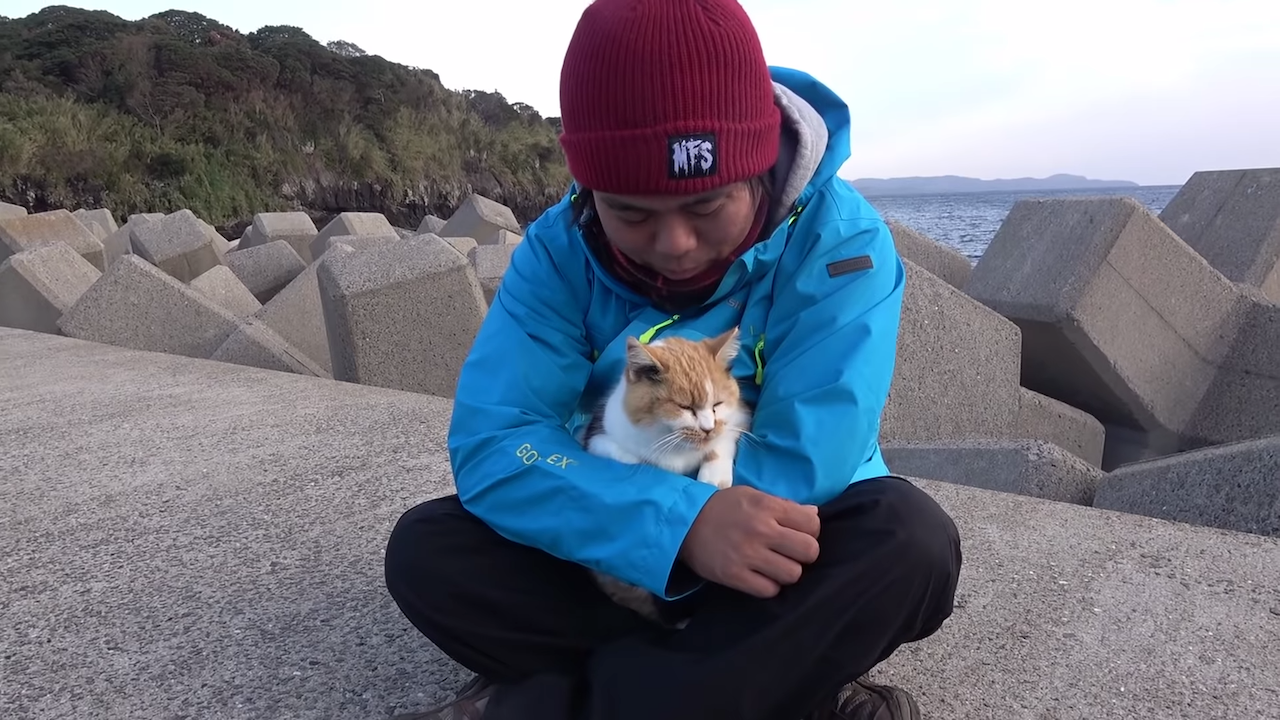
[{"xmin": 668, "ymin": 133, "xmax": 718, "ymax": 180}]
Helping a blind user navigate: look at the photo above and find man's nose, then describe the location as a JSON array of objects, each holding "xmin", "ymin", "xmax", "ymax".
[{"xmin": 653, "ymin": 218, "xmax": 697, "ymax": 255}]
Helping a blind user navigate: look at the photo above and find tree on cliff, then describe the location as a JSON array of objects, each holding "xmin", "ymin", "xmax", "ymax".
[{"xmin": 0, "ymin": 6, "xmax": 571, "ymax": 230}]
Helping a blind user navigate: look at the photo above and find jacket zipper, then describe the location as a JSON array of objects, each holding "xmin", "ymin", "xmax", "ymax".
[
  {"xmin": 753, "ymin": 334, "xmax": 766, "ymax": 385},
  {"xmin": 637, "ymin": 314, "xmax": 681, "ymax": 344}
]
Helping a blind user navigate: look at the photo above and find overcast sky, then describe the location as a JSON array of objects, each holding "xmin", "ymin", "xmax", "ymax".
[{"xmin": 9, "ymin": 0, "xmax": 1280, "ymax": 186}]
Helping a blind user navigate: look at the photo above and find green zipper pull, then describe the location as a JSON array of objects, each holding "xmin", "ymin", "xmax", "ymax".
[
  {"xmin": 753, "ymin": 334, "xmax": 766, "ymax": 385},
  {"xmin": 638, "ymin": 314, "xmax": 680, "ymax": 344}
]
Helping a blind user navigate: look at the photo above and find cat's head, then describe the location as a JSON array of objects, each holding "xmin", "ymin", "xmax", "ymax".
[{"xmin": 621, "ymin": 327, "xmax": 743, "ymax": 450}]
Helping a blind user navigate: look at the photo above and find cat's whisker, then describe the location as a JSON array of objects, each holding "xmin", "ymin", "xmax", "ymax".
[
  {"xmin": 729, "ymin": 425, "xmax": 764, "ymax": 446},
  {"xmin": 640, "ymin": 434, "xmax": 673, "ymax": 460},
  {"xmin": 643, "ymin": 447, "xmax": 674, "ymax": 466},
  {"xmin": 644, "ymin": 431, "xmax": 685, "ymax": 463},
  {"xmin": 651, "ymin": 440, "xmax": 682, "ymax": 460},
  {"xmin": 649, "ymin": 430, "xmax": 682, "ymax": 450}
]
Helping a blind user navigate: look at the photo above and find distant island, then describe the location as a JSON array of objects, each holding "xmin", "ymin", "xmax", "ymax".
[{"xmin": 848, "ymin": 174, "xmax": 1141, "ymax": 197}]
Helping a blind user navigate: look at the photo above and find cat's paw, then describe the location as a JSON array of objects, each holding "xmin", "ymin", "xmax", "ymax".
[
  {"xmin": 589, "ymin": 436, "xmax": 643, "ymax": 465},
  {"xmin": 697, "ymin": 463, "xmax": 733, "ymax": 489},
  {"xmin": 611, "ymin": 448, "xmax": 644, "ymax": 465}
]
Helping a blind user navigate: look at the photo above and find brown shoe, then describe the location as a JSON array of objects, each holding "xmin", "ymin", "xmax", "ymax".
[{"xmin": 392, "ymin": 675, "xmax": 495, "ymax": 719}]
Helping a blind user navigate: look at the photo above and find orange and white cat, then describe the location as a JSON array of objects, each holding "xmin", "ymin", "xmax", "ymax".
[{"xmin": 579, "ymin": 327, "xmax": 752, "ymax": 623}]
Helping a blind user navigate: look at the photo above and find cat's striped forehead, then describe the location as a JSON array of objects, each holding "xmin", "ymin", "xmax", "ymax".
[{"xmin": 633, "ymin": 336, "xmax": 737, "ymax": 405}]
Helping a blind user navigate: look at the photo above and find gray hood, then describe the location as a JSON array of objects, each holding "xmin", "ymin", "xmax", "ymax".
[{"xmin": 767, "ymin": 81, "xmax": 830, "ymax": 228}]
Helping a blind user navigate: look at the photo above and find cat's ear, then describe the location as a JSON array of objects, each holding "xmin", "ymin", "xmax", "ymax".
[
  {"xmin": 625, "ymin": 337, "xmax": 663, "ymax": 383},
  {"xmin": 706, "ymin": 327, "xmax": 741, "ymax": 366}
]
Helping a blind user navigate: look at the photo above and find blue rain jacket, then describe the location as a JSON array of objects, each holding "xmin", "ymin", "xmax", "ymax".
[{"xmin": 447, "ymin": 66, "xmax": 906, "ymax": 599}]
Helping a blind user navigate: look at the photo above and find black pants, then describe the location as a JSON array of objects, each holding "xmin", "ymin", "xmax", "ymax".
[{"xmin": 384, "ymin": 476, "xmax": 962, "ymax": 720}]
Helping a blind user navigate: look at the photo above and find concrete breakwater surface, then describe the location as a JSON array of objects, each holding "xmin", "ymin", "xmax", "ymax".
[{"xmin": 2, "ymin": 167, "xmax": 1279, "ymax": 718}]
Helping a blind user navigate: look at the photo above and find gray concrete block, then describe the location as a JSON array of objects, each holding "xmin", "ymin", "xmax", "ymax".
[
  {"xmin": 1184, "ymin": 294, "xmax": 1280, "ymax": 448},
  {"xmin": 57, "ymin": 255, "xmax": 240, "ymax": 358},
  {"xmin": 73, "ymin": 208, "xmax": 118, "ymax": 236},
  {"xmin": 1159, "ymin": 167, "xmax": 1280, "ymax": 302},
  {"xmin": 308, "ymin": 212, "xmax": 397, "ymax": 263},
  {"xmin": 888, "ymin": 220, "xmax": 971, "ymax": 290},
  {"xmin": 439, "ymin": 193, "xmax": 520, "ymax": 245},
  {"xmin": 965, "ymin": 196, "xmax": 1277, "ymax": 469},
  {"xmin": 202, "ymin": 221, "xmax": 232, "ymax": 263},
  {"xmin": 317, "ymin": 234, "xmax": 487, "ymax": 398},
  {"xmin": 79, "ymin": 219, "xmax": 107, "ymax": 242},
  {"xmin": 0, "ymin": 243, "xmax": 102, "ymax": 333},
  {"xmin": 1219, "ymin": 290, "xmax": 1280, "ymax": 377},
  {"xmin": 0, "ymin": 201, "xmax": 27, "ymax": 218},
  {"xmin": 253, "ymin": 244, "xmax": 356, "ymax": 376},
  {"xmin": 444, "ymin": 236, "xmax": 477, "ymax": 259},
  {"xmin": 323, "ymin": 233, "xmax": 393, "ymax": 254},
  {"xmin": 881, "ymin": 259, "xmax": 1022, "ymax": 443},
  {"xmin": 2, "ymin": 329, "xmax": 1278, "ymax": 720},
  {"xmin": 210, "ymin": 317, "xmax": 330, "ymax": 378},
  {"xmin": 1095, "ymin": 435, "xmax": 1280, "ymax": 538},
  {"xmin": 239, "ymin": 211, "xmax": 318, "ymax": 263},
  {"xmin": 466, "ymin": 243, "xmax": 517, "ymax": 305},
  {"xmin": 188, "ymin": 265, "xmax": 262, "ymax": 318},
  {"xmin": 1184, "ymin": 364, "xmax": 1280, "ymax": 461},
  {"xmin": 100, "ymin": 226, "xmax": 133, "ymax": 266},
  {"xmin": 1017, "ymin": 387, "xmax": 1105, "ymax": 467},
  {"xmin": 417, "ymin": 214, "xmax": 446, "ymax": 234},
  {"xmin": 492, "ymin": 229, "xmax": 522, "ymax": 245},
  {"xmin": 224, "ymin": 239, "xmax": 306, "ymax": 303},
  {"xmin": 883, "ymin": 439, "xmax": 1105, "ymax": 505},
  {"xmin": 115, "ymin": 214, "xmax": 163, "ymax": 268},
  {"xmin": 0, "ymin": 209, "xmax": 106, "ymax": 271},
  {"xmin": 128, "ymin": 209, "xmax": 223, "ymax": 283},
  {"xmin": 98, "ymin": 217, "xmax": 143, "ymax": 267}
]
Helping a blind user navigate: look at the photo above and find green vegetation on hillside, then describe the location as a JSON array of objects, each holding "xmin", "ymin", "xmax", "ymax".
[{"xmin": 0, "ymin": 6, "xmax": 571, "ymax": 231}]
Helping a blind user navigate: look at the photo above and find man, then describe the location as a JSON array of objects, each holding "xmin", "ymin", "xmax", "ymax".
[{"xmin": 383, "ymin": 0, "xmax": 962, "ymax": 717}]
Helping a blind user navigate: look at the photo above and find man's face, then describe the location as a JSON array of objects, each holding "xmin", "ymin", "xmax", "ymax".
[{"xmin": 593, "ymin": 181, "xmax": 760, "ymax": 280}]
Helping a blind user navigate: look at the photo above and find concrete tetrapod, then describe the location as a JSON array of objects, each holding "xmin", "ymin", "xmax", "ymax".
[
  {"xmin": 1159, "ymin": 167, "xmax": 1280, "ymax": 302},
  {"xmin": 965, "ymin": 195, "xmax": 1280, "ymax": 470},
  {"xmin": 316, "ymin": 233, "xmax": 488, "ymax": 398}
]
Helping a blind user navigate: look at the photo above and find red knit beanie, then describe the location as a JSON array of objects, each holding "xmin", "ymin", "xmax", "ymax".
[{"xmin": 557, "ymin": 0, "xmax": 781, "ymax": 196}]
